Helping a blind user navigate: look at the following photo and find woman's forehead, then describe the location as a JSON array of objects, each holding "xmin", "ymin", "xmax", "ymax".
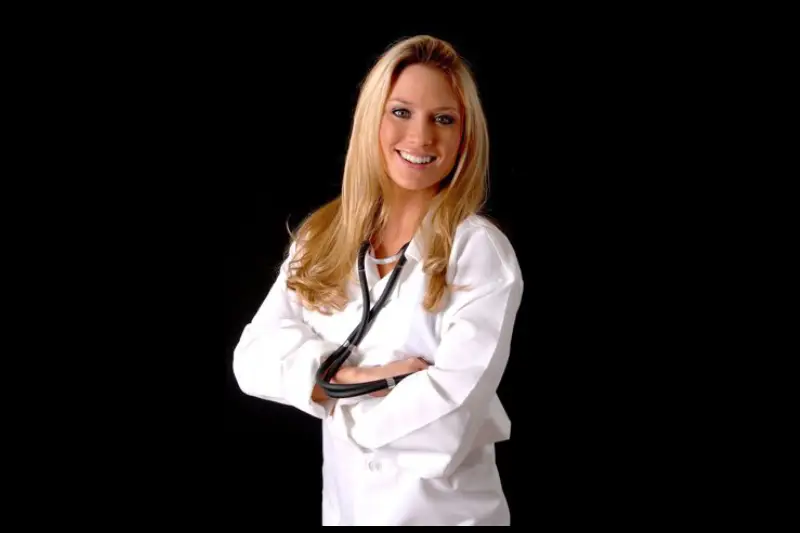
[{"xmin": 388, "ymin": 64, "xmax": 461, "ymax": 109}]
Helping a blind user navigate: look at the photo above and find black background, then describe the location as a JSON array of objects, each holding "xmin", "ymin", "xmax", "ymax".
[
  {"xmin": 2, "ymin": 7, "xmax": 731, "ymax": 526},
  {"xmin": 220, "ymin": 20, "xmax": 699, "ymax": 526}
]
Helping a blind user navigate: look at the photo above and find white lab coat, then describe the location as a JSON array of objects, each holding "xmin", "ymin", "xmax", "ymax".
[{"xmin": 233, "ymin": 214, "xmax": 524, "ymax": 526}]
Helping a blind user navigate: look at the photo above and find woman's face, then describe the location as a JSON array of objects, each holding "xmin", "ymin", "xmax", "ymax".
[{"xmin": 379, "ymin": 64, "xmax": 463, "ymax": 194}]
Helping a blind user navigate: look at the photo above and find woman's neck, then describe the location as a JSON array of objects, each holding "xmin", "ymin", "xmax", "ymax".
[{"xmin": 373, "ymin": 187, "xmax": 435, "ymax": 256}]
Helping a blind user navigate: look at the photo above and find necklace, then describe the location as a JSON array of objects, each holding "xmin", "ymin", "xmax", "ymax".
[{"xmin": 369, "ymin": 247, "xmax": 403, "ymax": 265}]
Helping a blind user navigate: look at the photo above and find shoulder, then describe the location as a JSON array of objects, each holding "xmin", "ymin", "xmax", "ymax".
[{"xmin": 448, "ymin": 215, "xmax": 522, "ymax": 284}]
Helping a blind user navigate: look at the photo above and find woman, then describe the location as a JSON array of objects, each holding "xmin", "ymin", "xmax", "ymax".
[{"xmin": 232, "ymin": 35, "xmax": 524, "ymax": 526}]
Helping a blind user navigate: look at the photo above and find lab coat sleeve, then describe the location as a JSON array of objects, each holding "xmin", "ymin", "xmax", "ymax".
[
  {"xmin": 232, "ymin": 242, "xmax": 341, "ymax": 419},
  {"xmin": 348, "ymin": 227, "xmax": 524, "ymax": 478}
]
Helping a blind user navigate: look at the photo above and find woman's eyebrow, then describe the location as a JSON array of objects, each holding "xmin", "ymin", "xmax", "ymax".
[{"xmin": 388, "ymin": 98, "xmax": 459, "ymax": 113}]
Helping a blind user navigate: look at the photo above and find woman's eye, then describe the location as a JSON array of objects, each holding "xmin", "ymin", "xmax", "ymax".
[
  {"xmin": 435, "ymin": 115, "xmax": 455, "ymax": 125},
  {"xmin": 392, "ymin": 108, "xmax": 410, "ymax": 118}
]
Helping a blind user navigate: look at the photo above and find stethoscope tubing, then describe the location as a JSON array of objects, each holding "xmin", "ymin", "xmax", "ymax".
[{"xmin": 315, "ymin": 240, "xmax": 413, "ymax": 398}]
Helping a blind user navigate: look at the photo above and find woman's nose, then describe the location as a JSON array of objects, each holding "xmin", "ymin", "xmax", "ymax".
[{"xmin": 407, "ymin": 117, "xmax": 434, "ymax": 146}]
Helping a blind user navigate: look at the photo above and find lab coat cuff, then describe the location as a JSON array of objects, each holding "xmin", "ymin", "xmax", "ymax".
[{"xmin": 283, "ymin": 339, "xmax": 340, "ymax": 419}]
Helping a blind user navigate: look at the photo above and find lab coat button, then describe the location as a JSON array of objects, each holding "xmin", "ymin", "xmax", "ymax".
[{"xmin": 368, "ymin": 461, "xmax": 381, "ymax": 472}]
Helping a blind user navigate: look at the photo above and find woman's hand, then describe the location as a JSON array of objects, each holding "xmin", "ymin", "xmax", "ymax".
[
  {"xmin": 331, "ymin": 357, "xmax": 430, "ymax": 384},
  {"xmin": 311, "ymin": 367, "xmax": 366, "ymax": 403},
  {"xmin": 367, "ymin": 357, "xmax": 430, "ymax": 381},
  {"xmin": 359, "ymin": 357, "xmax": 431, "ymax": 397},
  {"xmin": 329, "ymin": 366, "xmax": 364, "ymax": 385}
]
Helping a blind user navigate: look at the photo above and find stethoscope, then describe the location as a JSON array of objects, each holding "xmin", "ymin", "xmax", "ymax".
[{"xmin": 315, "ymin": 239, "xmax": 412, "ymax": 398}]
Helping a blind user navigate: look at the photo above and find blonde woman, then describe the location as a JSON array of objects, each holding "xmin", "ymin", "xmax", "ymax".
[{"xmin": 232, "ymin": 35, "xmax": 524, "ymax": 526}]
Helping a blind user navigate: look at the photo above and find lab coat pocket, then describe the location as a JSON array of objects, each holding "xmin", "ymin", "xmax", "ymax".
[{"xmin": 431, "ymin": 445, "xmax": 496, "ymax": 493}]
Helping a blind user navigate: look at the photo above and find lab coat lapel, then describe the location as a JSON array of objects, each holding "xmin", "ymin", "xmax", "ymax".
[{"xmin": 368, "ymin": 260, "xmax": 397, "ymax": 304}]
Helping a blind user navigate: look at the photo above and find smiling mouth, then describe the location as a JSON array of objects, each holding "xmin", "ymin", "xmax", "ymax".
[{"xmin": 396, "ymin": 150, "xmax": 437, "ymax": 165}]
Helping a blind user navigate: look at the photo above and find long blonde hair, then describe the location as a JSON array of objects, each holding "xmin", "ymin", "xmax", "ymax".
[{"xmin": 285, "ymin": 35, "xmax": 490, "ymax": 314}]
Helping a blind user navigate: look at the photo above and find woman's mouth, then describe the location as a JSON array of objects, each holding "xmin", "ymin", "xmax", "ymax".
[{"xmin": 396, "ymin": 150, "xmax": 437, "ymax": 168}]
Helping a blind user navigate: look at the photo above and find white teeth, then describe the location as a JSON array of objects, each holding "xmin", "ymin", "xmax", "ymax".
[{"xmin": 399, "ymin": 151, "xmax": 435, "ymax": 164}]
